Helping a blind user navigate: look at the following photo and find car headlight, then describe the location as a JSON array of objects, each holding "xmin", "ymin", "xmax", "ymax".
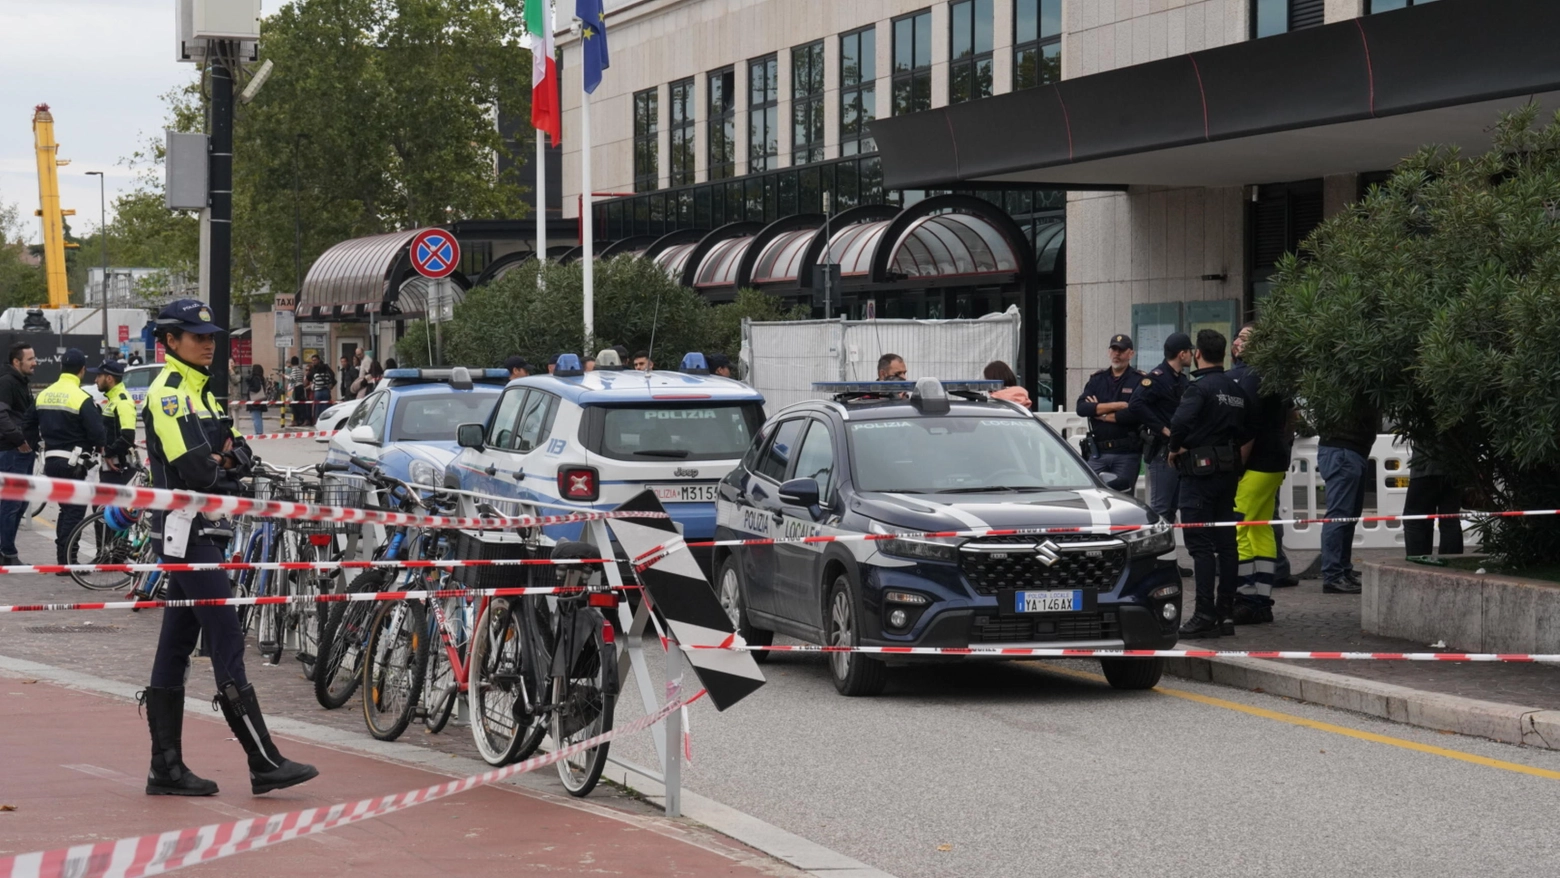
[
  {"xmin": 871, "ymin": 523, "xmax": 960, "ymax": 562},
  {"xmin": 1120, "ymin": 520, "xmax": 1175, "ymax": 557},
  {"xmin": 408, "ymin": 459, "xmax": 444, "ymax": 487}
]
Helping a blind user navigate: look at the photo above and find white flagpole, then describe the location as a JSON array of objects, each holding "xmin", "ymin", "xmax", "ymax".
[
  {"xmin": 581, "ymin": 78, "xmax": 594, "ymax": 344},
  {"xmin": 536, "ymin": 130, "xmax": 547, "ymax": 270}
]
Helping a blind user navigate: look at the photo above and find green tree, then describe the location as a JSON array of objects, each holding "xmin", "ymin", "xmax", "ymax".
[
  {"xmin": 0, "ymin": 191, "xmax": 47, "ymax": 309},
  {"xmin": 1248, "ymin": 105, "xmax": 1560, "ymax": 566}
]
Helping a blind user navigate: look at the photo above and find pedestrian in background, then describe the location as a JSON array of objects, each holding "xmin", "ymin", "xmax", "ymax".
[
  {"xmin": 1229, "ymin": 325, "xmax": 1294, "ymax": 624},
  {"xmin": 877, "ymin": 353, "xmax": 907, "ymax": 380},
  {"xmin": 1318, "ymin": 406, "xmax": 1377, "ymax": 594},
  {"xmin": 287, "ymin": 356, "xmax": 310, "ymax": 426},
  {"xmin": 1403, "ymin": 446, "xmax": 1464, "ymax": 559},
  {"xmin": 504, "ymin": 355, "xmax": 530, "ymax": 380},
  {"xmin": 1168, "ymin": 329, "xmax": 1253, "ymax": 638},
  {"xmin": 338, "ymin": 355, "xmax": 358, "ymax": 401},
  {"xmin": 1127, "ymin": 332, "xmax": 1193, "ymax": 522},
  {"xmin": 983, "ymin": 360, "xmax": 1031, "ymax": 408},
  {"xmin": 0, "ymin": 342, "xmax": 37, "ymax": 566},
  {"xmin": 94, "ymin": 360, "xmax": 138, "ymax": 485},
  {"xmin": 308, "ymin": 355, "xmax": 335, "ymax": 425},
  {"xmin": 244, "ymin": 364, "xmax": 267, "ymax": 435},
  {"xmin": 1076, "ymin": 334, "xmax": 1144, "ymax": 491}
]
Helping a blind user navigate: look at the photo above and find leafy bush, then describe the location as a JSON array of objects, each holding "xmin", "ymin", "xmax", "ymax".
[
  {"xmin": 1248, "ymin": 106, "xmax": 1560, "ymax": 565},
  {"xmin": 397, "ymin": 256, "xmax": 806, "ymax": 370}
]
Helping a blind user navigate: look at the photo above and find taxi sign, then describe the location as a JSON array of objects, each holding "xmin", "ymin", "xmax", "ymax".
[{"xmin": 409, "ymin": 228, "xmax": 460, "ymax": 279}]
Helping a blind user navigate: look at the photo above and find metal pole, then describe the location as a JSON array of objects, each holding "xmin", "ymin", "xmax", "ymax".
[
  {"xmin": 821, "ymin": 191, "xmax": 832, "ymax": 319},
  {"xmin": 86, "ymin": 171, "xmax": 108, "ymax": 356},
  {"xmin": 580, "ymin": 77, "xmax": 594, "ymax": 345},
  {"xmin": 536, "ymin": 124, "xmax": 547, "ymax": 273},
  {"xmin": 663, "ymin": 639, "xmax": 682, "ymax": 818},
  {"xmin": 208, "ymin": 51, "xmax": 235, "ymax": 407}
]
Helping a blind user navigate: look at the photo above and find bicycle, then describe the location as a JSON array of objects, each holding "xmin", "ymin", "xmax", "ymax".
[
  {"xmin": 467, "ymin": 538, "xmax": 619, "ymax": 796},
  {"xmin": 63, "ymin": 465, "xmax": 152, "ymax": 592}
]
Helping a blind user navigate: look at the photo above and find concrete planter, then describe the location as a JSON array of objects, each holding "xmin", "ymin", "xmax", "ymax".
[{"xmin": 1362, "ymin": 559, "xmax": 1560, "ymax": 654}]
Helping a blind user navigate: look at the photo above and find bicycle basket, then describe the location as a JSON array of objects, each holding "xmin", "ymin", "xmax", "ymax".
[
  {"xmin": 451, "ymin": 529, "xmax": 532, "ymax": 591},
  {"xmin": 298, "ymin": 476, "xmax": 369, "ymax": 536}
]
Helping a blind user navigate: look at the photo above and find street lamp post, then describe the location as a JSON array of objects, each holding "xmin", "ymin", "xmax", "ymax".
[{"xmin": 84, "ymin": 171, "xmax": 108, "ymax": 357}]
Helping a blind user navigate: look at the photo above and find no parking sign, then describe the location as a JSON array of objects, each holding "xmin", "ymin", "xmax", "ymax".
[{"xmin": 409, "ymin": 228, "xmax": 460, "ymax": 279}]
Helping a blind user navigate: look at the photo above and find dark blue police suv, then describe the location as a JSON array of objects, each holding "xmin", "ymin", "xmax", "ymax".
[{"xmin": 713, "ymin": 379, "xmax": 1181, "ymax": 696}]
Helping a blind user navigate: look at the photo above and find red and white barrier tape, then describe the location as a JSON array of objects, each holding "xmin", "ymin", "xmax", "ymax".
[
  {"xmin": 0, "ymin": 583, "xmax": 638, "ymax": 614},
  {"xmin": 0, "ymin": 471, "xmax": 664, "ymax": 531},
  {"xmin": 0, "ymin": 555, "xmax": 614, "ymax": 578},
  {"xmin": 0, "ymin": 688, "xmax": 705, "ymax": 878},
  {"xmin": 684, "ymin": 644, "xmax": 1560, "ymax": 663},
  {"xmin": 135, "ymin": 431, "xmax": 336, "ymax": 449}
]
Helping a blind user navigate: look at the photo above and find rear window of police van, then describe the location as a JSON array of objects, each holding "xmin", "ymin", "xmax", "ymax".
[{"xmin": 582, "ymin": 403, "xmax": 766, "ymax": 462}]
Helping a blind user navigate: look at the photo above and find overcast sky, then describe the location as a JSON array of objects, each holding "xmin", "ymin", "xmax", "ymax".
[{"xmin": 0, "ymin": 0, "xmax": 194, "ymax": 243}]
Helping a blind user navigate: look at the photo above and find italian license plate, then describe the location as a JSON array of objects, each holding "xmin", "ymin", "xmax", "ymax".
[
  {"xmin": 648, "ymin": 483, "xmax": 718, "ymax": 503},
  {"xmin": 1015, "ymin": 589, "xmax": 1083, "ymax": 613}
]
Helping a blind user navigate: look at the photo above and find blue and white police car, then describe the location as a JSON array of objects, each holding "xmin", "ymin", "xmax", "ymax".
[
  {"xmin": 325, "ymin": 367, "xmax": 506, "ymax": 488},
  {"xmin": 714, "ymin": 378, "xmax": 1181, "ymax": 696},
  {"xmin": 447, "ymin": 354, "xmax": 766, "ymax": 574}
]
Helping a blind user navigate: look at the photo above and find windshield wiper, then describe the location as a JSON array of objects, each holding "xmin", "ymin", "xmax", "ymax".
[
  {"xmin": 935, "ymin": 485, "xmax": 1046, "ymax": 494},
  {"xmin": 631, "ymin": 449, "xmax": 692, "ymax": 458}
]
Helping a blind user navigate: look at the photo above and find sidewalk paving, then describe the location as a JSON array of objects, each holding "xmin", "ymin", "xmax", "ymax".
[{"xmin": 0, "ymin": 673, "xmax": 805, "ymax": 878}]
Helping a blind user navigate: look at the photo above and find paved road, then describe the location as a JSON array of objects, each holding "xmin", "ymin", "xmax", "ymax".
[{"xmin": 8, "ymin": 436, "xmax": 1559, "ymax": 878}]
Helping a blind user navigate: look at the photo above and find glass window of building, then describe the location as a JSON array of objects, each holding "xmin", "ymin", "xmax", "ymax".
[
  {"xmin": 749, "ymin": 55, "xmax": 779, "ymax": 173},
  {"xmin": 891, "ymin": 9, "xmax": 932, "ymax": 116},
  {"xmin": 1252, "ymin": 0, "xmax": 1325, "ymax": 38},
  {"xmin": 1014, "ymin": 0, "xmax": 1061, "ymax": 89},
  {"xmin": 792, "ymin": 41, "xmax": 825, "ymax": 165},
  {"xmin": 948, "ymin": 0, "xmax": 993, "ymax": 105},
  {"xmin": 669, "ymin": 78, "xmax": 695, "ymax": 186},
  {"xmin": 632, "ymin": 88, "xmax": 658, "ymax": 192},
  {"xmin": 708, "ymin": 66, "xmax": 736, "ymax": 181},
  {"xmin": 840, "ymin": 26, "xmax": 877, "ymax": 156},
  {"xmin": 1367, "ymin": 0, "xmax": 1438, "ymax": 10}
]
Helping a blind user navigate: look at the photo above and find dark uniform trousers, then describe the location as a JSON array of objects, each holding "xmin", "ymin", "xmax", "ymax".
[
  {"xmin": 43, "ymin": 458, "xmax": 86, "ymax": 564},
  {"xmin": 150, "ymin": 538, "xmax": 248, "ymax": 690},
  {"xmin": 1180, "ymin": 472, "xmax": 1241, "ymax": 617}
]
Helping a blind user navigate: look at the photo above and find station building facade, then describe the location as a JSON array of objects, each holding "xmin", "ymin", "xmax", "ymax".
[{"xmin": 558, "ymin": 0, "xmax": 1560, "ymax": 404}]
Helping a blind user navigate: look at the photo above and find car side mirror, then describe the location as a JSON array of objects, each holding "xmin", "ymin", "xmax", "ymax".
[
  {"xmin": 778, "ymin": 477, "xmax": 820, "ymax": 509},
  {"xmin": 456, "ymin": 423, "xmax": 485, "ymax": 450},
  {"xmin": 348, "ymin": 425, "xmax": 378, "ymax": 445}
]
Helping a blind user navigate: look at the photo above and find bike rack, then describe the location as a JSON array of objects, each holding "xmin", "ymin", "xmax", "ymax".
[{"xmin": 581, "ymin": 517, "xmax": 685, "ymax": 818}]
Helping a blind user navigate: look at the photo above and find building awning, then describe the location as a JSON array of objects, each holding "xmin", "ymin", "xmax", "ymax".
[
  {"xmin": 693, "ymin": 236, "xmax": 754, "ymax": 289},
  {"xmin": 299, "ymin": 228, "xmax": 469, "ymax": 321},
  {"xmin": 751, "ymin": 228, "xmax": 821, "ymax": 286},
  {"xmin": 653, "ymin": 242, "xmax": 699, "ymax": 280},
  {"xmin": 870, "ymin": 0, "xmax": 1560, "ymax": 189}
]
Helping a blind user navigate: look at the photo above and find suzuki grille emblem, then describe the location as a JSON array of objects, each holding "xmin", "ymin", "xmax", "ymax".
[{"xmin": 1034, "ymin": 540, "xmax": 1062, "ymax": 567}]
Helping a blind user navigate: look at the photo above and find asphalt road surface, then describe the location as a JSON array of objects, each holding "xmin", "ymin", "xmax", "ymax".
[{"xmin": 14, "ymin": 435, "xmax": 1559, "ymax": 878}]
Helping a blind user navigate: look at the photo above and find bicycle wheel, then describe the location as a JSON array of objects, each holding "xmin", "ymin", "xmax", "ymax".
[
  {"xmin": 231, "ymin": 534, "xmax": 261, "ymax": 637},
  {"xmin": 421, "ymin": 588, "xmax": 466, "ymax": 734},
  {"xmin": 253, "ymin": 541, "xmax": 288, "ymax": 666},
  {"xmin": 362, "ymin": 600, "xmax": 428, "ymax": 742},
  {"xmin": 553, "ymin": 614, "xmax": 616, "ymax": 797},
  {"xmin": 467, "ymin": 599, "xmax": 546, "ymax": 766},
  {"xmin": 65, "ymin": 513, "xmax": 135, "ymax": 591},
  {"xmin": 288, "ymin": 538, "xmax": 324, "ymax": 680},
  {"xmin": 314, "ymin": 570, "xmax": 382, "ymax": 709}
]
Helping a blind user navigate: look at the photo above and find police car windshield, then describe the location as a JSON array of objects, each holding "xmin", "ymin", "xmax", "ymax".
[
  {"xmin": 389, "ymin": 392, "xmax": 499, "ymax": 442},
  {"xmin": 594, "ymin": 403, "xmax": 762, "ymax": 461},
  {"xmin": 848, "ymin": 417, "xmax": 1093, "ymax": 493}
]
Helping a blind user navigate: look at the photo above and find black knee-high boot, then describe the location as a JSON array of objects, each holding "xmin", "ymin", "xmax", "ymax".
[
  {"xmin": 140, "ymin": 687, "xmax": 219, "ymax": 796},
  {"xmin": 215, "ymin": 682, "xmax": 319, "ymax": 794}
]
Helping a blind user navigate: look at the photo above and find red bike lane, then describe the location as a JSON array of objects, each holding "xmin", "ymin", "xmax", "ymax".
[{"xmin": 0, "ymin": 675, "xmax": 800, "ymax": 877}]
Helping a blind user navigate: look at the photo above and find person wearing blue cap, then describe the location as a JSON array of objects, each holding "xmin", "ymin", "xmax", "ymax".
[
  {"xmin": 90, "ymin": 359, "xmax": 138, "ymax": 486},
  {"xmin": 35, "ymin": 348, "xmax": 107, "ymax": 570},
  {"xmin": 138, "ymin": 299, "xmax": 317, "ymax": 798}
]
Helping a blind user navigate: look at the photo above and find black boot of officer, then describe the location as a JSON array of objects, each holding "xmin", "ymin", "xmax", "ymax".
[
  {"xmin": 215, "ymin": 682, "xmax": 320, "ymax": 794},
  {"xmin": 140, "ymin": 686, "xmax": 219, "ymax": 796}
]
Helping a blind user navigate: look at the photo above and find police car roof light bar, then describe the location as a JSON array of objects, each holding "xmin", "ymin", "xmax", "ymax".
[
  {"xmin": 554, "ymin": 353, "xmax": 584, "ymax": 377},
  {"xmin": 911, "ymin": 377, "xmax": 950, "ymax": 414},
  {"xmin": 384, "ymin": 367, "xmax": 509, "ymax": 387},
  {"xmin": 680, "ymin": 352, "xmax": 709, "ymax": 374}
]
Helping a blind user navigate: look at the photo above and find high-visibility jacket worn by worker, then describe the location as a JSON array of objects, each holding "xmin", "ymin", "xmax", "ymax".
[
  {"xmin": 141, "ymin": 355, "xmax": 251, "ymax": 547},
  {"xmin": 102, "ymin": 381, "xmax": 138, "ymax": 468},
  {"xmin": 37, "ymin": 372, "xmax": 107, "ymax": 463}
]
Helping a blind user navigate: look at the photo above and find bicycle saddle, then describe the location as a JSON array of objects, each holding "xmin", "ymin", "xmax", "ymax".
[{"xmin": 550, "ymin": 540, "xmax": 599, "ymax": 562}]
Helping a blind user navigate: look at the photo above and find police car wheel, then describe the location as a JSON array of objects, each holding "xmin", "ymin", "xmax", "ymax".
[
  {"xmin": 1100, "ymin": 657, "xmax": 1165, "ymax": 690},
  {"xmin": 716, "ymin": 556, "xmax": 773, "ymax": 663},
  {"xmin": 826, "ymin": 576, "xmax": 886, "ymax": 697}
]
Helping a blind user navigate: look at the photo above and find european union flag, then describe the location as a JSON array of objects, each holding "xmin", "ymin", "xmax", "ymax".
[{"xmin": 576, "ymin": 0, "xmax": 610, "ymax": 94}]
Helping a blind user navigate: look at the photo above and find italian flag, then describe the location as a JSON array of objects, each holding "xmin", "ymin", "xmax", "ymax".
[{"xmin": 527, "ymin": 1, "xmax": 560, "ymax": 144}]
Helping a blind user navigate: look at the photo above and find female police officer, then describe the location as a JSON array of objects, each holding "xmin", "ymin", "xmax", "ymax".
[{"xmin": 139, "ymin": 299, "xmax": 318, "ymax": 796}]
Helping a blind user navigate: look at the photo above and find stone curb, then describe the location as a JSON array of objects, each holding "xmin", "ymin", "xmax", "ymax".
[{"xmin": 1165, "ymin": 652, "xmax": 1560, "ymax": 750}]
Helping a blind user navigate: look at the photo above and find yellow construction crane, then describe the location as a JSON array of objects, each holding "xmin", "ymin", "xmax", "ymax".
[{"xmin": 32, "ymin": 103, "xmax": 78, "ymax": 307}]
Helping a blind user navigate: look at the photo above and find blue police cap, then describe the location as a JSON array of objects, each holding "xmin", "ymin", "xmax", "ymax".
[
  {"xmin": 60, "ymin": 348, "xmax": 87, "ymax": 373},
  {"xmin": 89, "ymin": 359, "xmax": 126, "ymax": 378},
  {"xmin": 155, "ymin": 299, "xmax": 224, "ymax": 334}
]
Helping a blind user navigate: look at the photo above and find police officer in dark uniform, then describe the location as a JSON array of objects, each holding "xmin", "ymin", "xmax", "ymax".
[
  {"xmin": 92, "ymin": 359, "xmax": 138, "ymax": 485},
  {"xmin": 36, "ymin": 348, "xmax": 107, "ymax": 568},
  {"xmin": 1075, "ymin": 333, "xmax": 1143, "ymax": 490},
  {"xmin": 1168, "ymin": 329, "xmax": 1253, "ymax": 638},
  {"xmin": 139, "ymin": 299, "xmax": 317, "ymax": 797},
  {"xmin": 1127, "ymin": 332, "xmax": 1193, "ymax": 522}
]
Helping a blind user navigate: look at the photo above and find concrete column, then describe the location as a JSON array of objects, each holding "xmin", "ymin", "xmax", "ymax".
[
  {"xmin": 656, "ymin": 83, "xmax": 669, "ymax": 190},
  {"xmin": 823, "ymin": 31, "xmax": 841, "ymax": 158},
  {"xmin": 1323, "ymin": 173, "xmax": 1360, "ymax": 218},
  {"xmin": 694, "ymin": 73, "xmax": 708, "ymax": 182},
  {"xmin": 776, "ymin": 47, "xmax": 793, "ymax": 167},
  {"xmin": 929, "ymin": 2, "xmax": 950, "ymax": 108},
  {"xmin": 992, "ymin": 0, "xmax": 1014, "ymax": 94},
  {"xmin": 1326, "ymin": 0, "xmax": 1367, "ymax": 23},
  {"xmin": 734, "ymin": 61, "xmax": 750, "ymax": 177}
]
